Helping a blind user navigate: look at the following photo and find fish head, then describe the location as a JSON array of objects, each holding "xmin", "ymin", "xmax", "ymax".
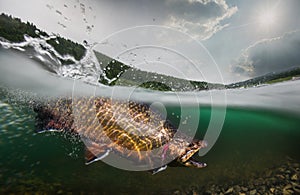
[{"xmin": 178, "ymin": 139, "xmax": 207, "ymax": 168}]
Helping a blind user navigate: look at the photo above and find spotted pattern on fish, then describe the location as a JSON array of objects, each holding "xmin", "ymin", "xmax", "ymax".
[
  {"xmin": 76, "ymin": 97, "xmax": 176, "ymax": 152},
  {"xmin": 33, "ymin": 96, "xmax": 207, "ymax": 169}
]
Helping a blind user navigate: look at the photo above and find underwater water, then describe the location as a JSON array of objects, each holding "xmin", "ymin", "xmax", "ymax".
[
  {"xmin": 0, "ymin": 95, "xmax": 299, "ymax": 194},
  {"xmin": 0, "ymin": 47, "xmax": 300, "ymax": 194}
]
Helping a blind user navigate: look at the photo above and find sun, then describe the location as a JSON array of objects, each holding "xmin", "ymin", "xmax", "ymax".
[{"xmin": 258, "ymin": 10, "xmax": 276, "ymax": 28}]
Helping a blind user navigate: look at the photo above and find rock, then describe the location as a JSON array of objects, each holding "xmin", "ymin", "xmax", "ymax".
[
  {"xmin": 234, "ymin": 185, "xmax": 241, "ymax": 193},
  {"xmin": 283, "ymin": 184, "xmax": 293, "ymax": 195},
  {"xmin": 276, "ymin": 174, "xmax": 285, "ymax": 179},
  {"xmin": 285, "ymin": 174, "xmax": 290, "ymax": 179},
  {"xmin": 284, "ymin": 184, "xmax": 292, "ymax": 189},
  {"xmin": 248, "ymin": 184, "xmax": 254, "ymax": 190},
  {"xmin": 223, "ymin": 185, "xmax": 228, "ymax": 190},
  {"xmin": 270, "ymin": 188, "xmax": 275, "ymax": 193},
  {"xmin": 238, "ymin": 193, "xmax": 245, "ymax": 195},
  {"xmin": 214, "ymin": 186, "xmax": 221, "ymax": 193},
  {"xmin": 225, "ymin": 187, "xmax": 233, "ymax": 194},
  {"xmin": 258, "ymin": 186, "xmax": 266, "ymax": 193},
  {"xmin": 283, "ymin": 189, "xmax": 294, "ymax": 195},
  {"xmin": 291, "ymin": 182, "xmax": 300, "ymax": 193},
  {"xmin": 291, "ymin": 174, "xmax": 298, "ymax": 181},
  {"xmin": 241, "ymin": 187, "xmax": 248, "ymax": 192},
  {"xmin": 269, "ymin": 177, "xmax": 277, "ymax": 185},
  {"xmin": 249, "ymin": 189, "xmax": 256, "ymax": 195},
  {"xmin": 266, "ymin": 170, "xmax": 273, "ymax": 177},
  {"xmin": 192, "ymin": 190, "xmax": 198, "ymax": 195}
]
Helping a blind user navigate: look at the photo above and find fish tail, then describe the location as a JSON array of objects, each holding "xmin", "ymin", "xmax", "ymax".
[{"xmin": 32, "ymin": 99, "xmax": 74, "ymax": 132}]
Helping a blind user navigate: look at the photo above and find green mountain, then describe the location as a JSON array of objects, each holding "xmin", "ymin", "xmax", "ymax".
[
  {"xmin": 1, "ymin": 13, "xmax": 299, "ymax": 92},
  {"xmin": 226, "ymin": 67, "xmax": 300, "ymax": 89},
  {"xmin": 94, "ymin": 51, "xmax": 224, "ymax": 91},
  {"xmin": 0, "ymin": 13, "xmax": 86, "ymax": 64}
]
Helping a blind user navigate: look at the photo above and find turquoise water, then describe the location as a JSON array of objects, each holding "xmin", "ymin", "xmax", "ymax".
[
  {"xmin": 0, "ymin": 47, "xmax": 299, "ymax": 193},
  {"xmin": 0, "ymin": 96, "xmax": 299, "ymax": 193}
]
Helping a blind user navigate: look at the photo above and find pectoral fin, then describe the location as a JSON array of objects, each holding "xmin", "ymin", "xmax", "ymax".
[
  {"xmin": 150, "ymin": 165, "xmax": 168, "ymax": 175},
  {"xmin": 84, "ymin": 139, "xmax": 111, "ymax": 165}
]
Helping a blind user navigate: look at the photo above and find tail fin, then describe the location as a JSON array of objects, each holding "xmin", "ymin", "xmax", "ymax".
[{"xmin": 32, "ymin": 99, "xmax": 74, "ymax": 132}]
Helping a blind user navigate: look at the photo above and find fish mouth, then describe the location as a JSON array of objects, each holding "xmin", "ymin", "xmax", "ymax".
[
  {"xmin": 180, "ymin": 140, "xmax": 207, "ymax": 163},
  {"xmin": 184, "ymin": 157, "xmax": 207, "ymax": 168}
]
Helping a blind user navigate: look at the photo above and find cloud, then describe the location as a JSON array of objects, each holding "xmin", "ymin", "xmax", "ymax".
[
  {"xmin": 232, "ymin": 30, "xmax": 300, "ymax": 77},
  {"xmin": 165, "ymin": 0, "xmax": 238, "ymax": 40}
]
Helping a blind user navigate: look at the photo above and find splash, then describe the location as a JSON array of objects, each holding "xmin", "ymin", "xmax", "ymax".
[{"xmin": 0, "ymin": 35, "xmax": 100, "ymax": 85}]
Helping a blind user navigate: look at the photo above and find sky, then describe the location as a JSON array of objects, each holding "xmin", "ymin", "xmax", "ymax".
[{"xmin": 1, "ymin": 0, "xmax": 300, "ymax": 84}]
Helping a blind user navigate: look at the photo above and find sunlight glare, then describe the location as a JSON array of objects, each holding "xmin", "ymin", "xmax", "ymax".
[{"xmin": 258, "ymin": 10, "xmax": 276, "ymax": 28}]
